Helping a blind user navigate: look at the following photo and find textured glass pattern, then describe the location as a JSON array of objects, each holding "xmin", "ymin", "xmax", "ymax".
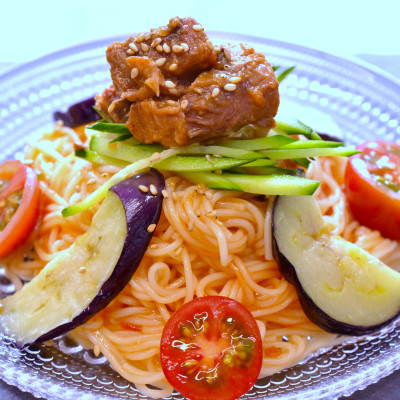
[{"xmin": 0, "ymin": 33, "xmax": 400, "ymax": 400}]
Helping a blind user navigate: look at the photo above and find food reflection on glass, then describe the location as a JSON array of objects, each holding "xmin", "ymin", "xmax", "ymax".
[{"xmin": 1, "ymin": 16, "xmax": 400, "ymax": 400}]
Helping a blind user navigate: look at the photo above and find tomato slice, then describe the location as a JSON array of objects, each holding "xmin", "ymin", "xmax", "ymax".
[
  {"xmin": 0, "ymin": 161, "xmax": 40, "ymax": 258},
  {"xmin": 160, "ymin": 296, "xmax": 262, "ymax": 400},
  {"xmin": 345, "ymin": 141, "xmax": 400, "ymax": 240}
]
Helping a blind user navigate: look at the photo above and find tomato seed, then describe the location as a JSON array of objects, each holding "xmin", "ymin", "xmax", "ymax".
[
  {"xmin": 183, "ymin": 359, "xmax": 198, "ymax": 368},
  {"xmin": 0, "ymin": 190, "xmax": 23, "ymax": 231},
  {"xmin": 187, "ymin": 367, "xmax": 198, "ymax": 375},
  {"xmin": 206, "ymin": 376, "xmax": 215, "ymax": 384},
  {"xmin": 222, "ymin": 354, "xmax": 232, "ymax": 365}
]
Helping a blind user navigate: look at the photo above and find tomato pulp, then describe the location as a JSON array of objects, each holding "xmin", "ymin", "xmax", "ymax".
[
  {"xmin": 0, "ymin": 161, "xmax": 40, "ymax": 258},
  {"xmin": 160, "ymin": 296, "xmax": 262, "ymax": 400},
  {"xmin": 345, "ymin": 141, "xmax": 400, "ymax": 240}
]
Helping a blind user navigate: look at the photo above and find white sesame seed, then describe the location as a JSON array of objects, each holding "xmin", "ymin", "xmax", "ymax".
[
  {"xmin": 126, "ymin": 49, "xmax": 134, "ymax": 55},
  {"xmin": 87, "ymin": 178, "xmax": 96, "ymax": 185},
  {"xmin": 188, "ymin": 221, "xmax": 194, "ymax": 231},
  {"xmin": 136, "ymin": 34, "xmax": 145, "ymax": 43},
  {"xmin": 138, "ymin": 185, "xmax": 149, "ymax": 193},
  {"xmin": 181, "ymin": 99, "xmax": 188, "ymax": 110},
  {"xmin": 205, "ymin": 192, "xmax": 213, "ymax": 200},
  {"xmin": 141, "ymin": 43, "xmax": 149, "ymax": 52},
  {"xmin": 224, "ymin": 83, "xmax": 237, "ymax": 92},
  {"xmin": 79, "ymin": 267, "xmax": 87, "ymax": 274},
  {"xmin": 155, "ymin": 57, "xmax": 167, "ymax": 66},
  {"xmin": 151, "ymin": 38, "xmax": 162, "ymax": 47},
  {"xmin": 175, "ymin": 247, "xmax": 183, "ymax": 256},
  {"xmin": 205, "ymin": 154, "xmax": 213, "ymax": 162},
  {"xmin": 215, "ymin": 219, "xmax": 224, "ymax": 226},
  {"xmin": 212, "ymin": 87, "xmax": 220, "ymax": 98},
  {"xmin": 212, "ymin": 154, "xmax": 222, "ymax": 158},
  {"xmin": 229, "ymin": 76, "xmax": 242, "ymax": 84},
  {"xmin": 165, "ymin": 80, "xmax": 176, "ymax": 88},
  {"xmin": 156, "ymin": 44, "xmax": 163, "ymax": 52},
  {"xmin": 108, "ymin": 102, "xmax": 116, "ymax": 113},
  {"xmin": 172, "ymin": 192, "xmax": 178, "ymax": 201},
  {"xmin": 172, "ymin": 45, "xmax": 183, "ymax": 53},
  {"xmin": 147, "ymin": 224, "xmax": 157, "ymax": 233},
  {"xmin": 150, "ymin": 152, "xmax": 161, "ymax": 162},
  {"xmin": 194, "ymin": 88, "xmax": 202, "ymax": 94},
  {"xmin": 144, "ymin": 33, "xmax": 151, "ymax": 40},
  {"xmin": 131, "ymin": 67, "xmax": 139, "ymax": 79},
  {"xmin": 163, "ymin": 43, "xmax": 171, "ymax": 53},
  {"xmin": 150, "ymin": 244, "xmax": 159, "ymax": 249},
  {"xmin": 224, "ymin": 49, "xmax": 232, "ymax": 61},
  {"xmin": 169, "ymin": 63, "xmax": 178, "ymax": 71},
  {"xmin": 150, "ymin": 184, "xmax": 158, "ymax": 195},
  {"xmin": 193, "ymin": 24, "xmax": 204, "ymax": 32},
  {"xmin": 206, "ymin": 210, "xmax": 217, "ymax": 217},
  {"xmin": 162, "ymin": 189, "xmax": 168, "ymax": 198},
  {"xmin": 206, "ymin": 40, "xmax": 213, "ymax": 50},
  {"xmin": 169, "ymin": 88, "xmax": 178, "ymax": 95},
  {"xmin": 129, "ymin": 42, "xmax": 138, "ymax": 52},
  {"xmin": 166, "ymin": 100, "xmax": 176, "ymax": 106},
  {"xmin": 181, "ymin": 43, "xmax": 189, "ymax": 52}
]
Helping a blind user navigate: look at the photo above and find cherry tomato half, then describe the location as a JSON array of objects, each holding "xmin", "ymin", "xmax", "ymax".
[
  {"xmin": 345, "ymin": 141, "xmax": 400, "ymax": 240},
  {"xmin": 160, "ymin": 296, "xmax": 262, "ymax": 400},
  {"xmin": 0, "ymin": 160, "xmax": 40, "ymax": 258}
]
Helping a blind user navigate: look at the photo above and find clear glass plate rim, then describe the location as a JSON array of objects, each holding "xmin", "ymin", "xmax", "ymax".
[{"xmin": 1, "ymin": 31, "xmax": 400, "ymax": 93}]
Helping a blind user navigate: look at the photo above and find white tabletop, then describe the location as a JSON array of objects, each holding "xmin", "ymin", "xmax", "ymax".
[{"xmin": 1, "ymin": 0, "xmax": 399, "ymax": 65}]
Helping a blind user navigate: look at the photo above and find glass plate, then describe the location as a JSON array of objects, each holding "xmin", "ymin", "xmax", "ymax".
[{"xmin": 0, "ymin": 32, "xmax": 400, "ymax": 400}]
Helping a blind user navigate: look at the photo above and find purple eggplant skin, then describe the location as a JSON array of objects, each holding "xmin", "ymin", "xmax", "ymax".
[
  {"xmin": 271, "ymin": 196, "xmax": 399, "ymax": 337},
  {"xmin": 317, "ymin": 132, "xmax": 343, "ymax": 143},
  {"xmin": 53, "ymin": 97, "xmax": 101, "ymax": 127},
  {"xmin": 32, "ymin": 169, "xmax": 165, "ymax": 344}
]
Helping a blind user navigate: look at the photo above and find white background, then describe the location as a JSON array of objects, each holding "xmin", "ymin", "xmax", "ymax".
[{"xmin": 1, "ymin": 0, "xmax": 399, "ymax": 65}]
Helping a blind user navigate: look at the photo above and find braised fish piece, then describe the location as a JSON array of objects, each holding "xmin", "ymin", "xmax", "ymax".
[
  {"xmin": 105, "ymin": 17, "xmax": 217, "ymax": 102},
  {"xmin": 96, "ymin": 17, "xmax": 279, "ymax": 147},
  {"xmin": 95, "ymin": 85, "xmax": 130, "ymax": 123},
  {"xmin": 127, "ymin": 44, "xmax": 279, "ymax": 147}
]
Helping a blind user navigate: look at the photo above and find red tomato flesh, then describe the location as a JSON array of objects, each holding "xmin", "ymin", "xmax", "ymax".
[
  {"xmin": 345, "ymin": 141, "xmax": 400, "ymax": 240},
  {"xmin": 160, "ymin": 296, "xmax": 262, "ymax": 400},
  {"xmin": 0, "ymin": 161, "xmax": 40, "ymax": 258}
]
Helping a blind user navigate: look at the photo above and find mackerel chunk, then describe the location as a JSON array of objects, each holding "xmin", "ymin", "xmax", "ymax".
[
  {"xmin": 96, "ymin": 17, "xmax": 279, "ymax": 147},
  {"xmin": 105, "ymin": 17, "xmax": 217, "ymax": 102}
]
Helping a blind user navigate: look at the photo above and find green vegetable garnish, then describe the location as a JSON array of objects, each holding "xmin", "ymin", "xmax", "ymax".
[
  {"xmin": 276, "ymin": 116, "xmax": 322, "ymax": 140},
  {"xmin": 276, "ymin": 66, "xmax": 295, "ymax": 83},
  {"xmin": 178, "ymin": 172, "xmax": 319, "ymax": 196},
  {"xmin": 66, "ymin": 117, "xmax": 356, "ymax": 217}
]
